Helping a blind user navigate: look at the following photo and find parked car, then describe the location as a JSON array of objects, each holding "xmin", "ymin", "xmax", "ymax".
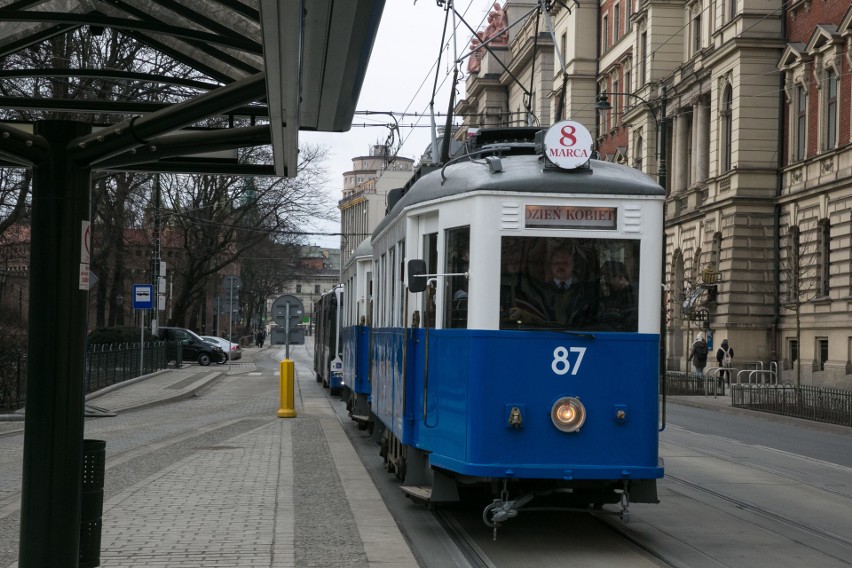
[
  {"xmin": 201, "ymin": 336, "xmax": 242, "ymax": 361},
  {"xmin": 156, "ymin": 327, "xmax": 225, "ymax": 366}
]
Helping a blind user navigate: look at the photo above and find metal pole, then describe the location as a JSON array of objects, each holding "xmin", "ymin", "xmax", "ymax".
[
  {"xmin": 140, "ymin": 310, "xmax": 144, "ymax": 377},
  {"xmin": 658, "ymin": 86, "xmax": 667, "ymax": 190},
  {"xmin": 152, "ymin": 175, "xmax": 161, "ymax": 333},
  {"xmin": 285, "ymin": 302, "xmax": 291, "ymax": 360},
  {"xmin": 658, "ymin": 86, "xmax": 668, "ymax": 429},
  {"xmin": 19, "ymin": 120, "xmax": 92, "ymax": 567},
  {"xmin": 229, "ymin": 280, "xmax": 234, "ymax": 349}
]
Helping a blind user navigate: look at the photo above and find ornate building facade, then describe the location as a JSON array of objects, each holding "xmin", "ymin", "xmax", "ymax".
[
  {"xmin": 339, "ymin": 144, "xmax": 414, "ymax": 265},
  {"xmin": 454, "ymin": 0, "xmax": 852, "ymax": 387}
]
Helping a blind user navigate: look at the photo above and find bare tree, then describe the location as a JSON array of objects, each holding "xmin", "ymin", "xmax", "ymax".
[
  {"xmin": 160, "ymin": 143, "xmax": 332, "ymax": 327},
  {"xmin": 238, "ymin": 239, "xmax": 300, "ymax": 329},
  {"xmin": 777, "ymin": 224, "xmax": 823, "ymax": 387},
  {"xmin": 0, "ymin": 29, "xmax": 212, "ymax": 329}
]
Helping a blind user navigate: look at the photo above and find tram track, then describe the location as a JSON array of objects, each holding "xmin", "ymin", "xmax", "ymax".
[
  {"xmin": 665, "ymin": 472, "xmax": 852, "ymax": 551},
  {"xmin": 432, "ymin": 508, "xmax": 497, "ymax": 568},
  {"xmin": 660, "ymin": 437, "xmax": 852, "ymax": 547},
  {"xmin": 664, "ymin": 432, "xmax": 852, "ymax": 501},
  {"xmin": 590, "ymin": 514, "xmax": 681, "ymax": 568}
]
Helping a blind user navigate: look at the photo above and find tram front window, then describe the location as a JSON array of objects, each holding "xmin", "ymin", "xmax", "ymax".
[{"xmin": 499, "ymin": 236, "xmax": 640, "ymax": 332}]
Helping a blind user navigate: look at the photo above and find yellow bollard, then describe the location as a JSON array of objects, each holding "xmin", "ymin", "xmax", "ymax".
[{"xmin": 277, "ymin": 359, "xmax": 297, "ymax": 418}]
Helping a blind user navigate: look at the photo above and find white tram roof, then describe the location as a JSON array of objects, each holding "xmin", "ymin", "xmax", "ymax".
[
  {"xmin": 343, "ymin": 237, "xmax": 373, "ymax": 274},
  {"xmin": 373, "ymin": 152, "xmax": 664, "ymax": 238}
]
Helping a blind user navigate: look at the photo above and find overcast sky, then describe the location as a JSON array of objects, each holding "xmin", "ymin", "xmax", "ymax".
[{"xmin": 301, "ymin": 1, "xmax": 494, "ymax": 248}]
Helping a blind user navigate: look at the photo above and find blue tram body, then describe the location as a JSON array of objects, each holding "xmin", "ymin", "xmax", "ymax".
[
  {"xmin": 338, "ymin": 125, "xmax": 665, "ymax": 523},
  {"xmin": 372, "ymin": 328, "xmax": 661, "ymax": 480},
  {"xmin": 339, "ymin": 239, "xmax": 375, "ymax": 423},
  {"xmin": 342, "ymin": 324, "xmax": 372, "ymax": 422}
]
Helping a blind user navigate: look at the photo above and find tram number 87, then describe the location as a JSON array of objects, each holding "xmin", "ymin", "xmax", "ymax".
[{"xmin": 551, "ymin": 346, "xmax": 587, "ymax": 376}]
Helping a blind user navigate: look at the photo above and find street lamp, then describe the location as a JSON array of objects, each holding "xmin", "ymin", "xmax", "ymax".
[{"xmin": 594, "ymin": 87, "xmax": 667, "ymax": 190}]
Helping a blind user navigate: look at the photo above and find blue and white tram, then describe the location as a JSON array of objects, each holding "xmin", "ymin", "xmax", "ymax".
[
  {"xmin": 364, "ymin": 125, "xmax": 665, "ymax": 527},
  {"xmin": 313, "ymin": 285, "xmax": 344, "ymax": 395},
  {"xmin": 340, "ymin": 238, "xmax": 373, "ymax": 427}
]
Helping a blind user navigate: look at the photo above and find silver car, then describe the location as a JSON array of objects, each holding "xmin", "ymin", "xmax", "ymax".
[{"xmin": 201, "ymin": 336, "xmax": 242, "ymax": 361}]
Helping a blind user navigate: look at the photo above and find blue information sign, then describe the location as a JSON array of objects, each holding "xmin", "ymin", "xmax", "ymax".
[{"xmin": 132, "ymin": 284, "xmax": 154, "ymax": 309}]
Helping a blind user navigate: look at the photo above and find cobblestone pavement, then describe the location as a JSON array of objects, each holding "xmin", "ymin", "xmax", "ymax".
[{"xmin": 0, "ymin": 343, "xmax": 418, "ymax": 568}]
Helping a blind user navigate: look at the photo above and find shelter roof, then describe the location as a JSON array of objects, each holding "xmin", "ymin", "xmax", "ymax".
[{"xmin": 0, "ymin": 0, "xmax": 385, "ymax": 177}]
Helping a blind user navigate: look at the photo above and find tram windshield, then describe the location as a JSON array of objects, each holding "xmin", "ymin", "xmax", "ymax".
[{"xmin": 499, "ymin": 236, "xmax": 640, "ymax": 332}]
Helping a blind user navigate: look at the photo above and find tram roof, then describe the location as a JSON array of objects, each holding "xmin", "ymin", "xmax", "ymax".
[
  {"xmin": 373, "ymin": 154, "xmax": 665, "ymax": 238},
  {"xmin": 0, "ymin": 0, "xmax": 384, "ymax": 178}
]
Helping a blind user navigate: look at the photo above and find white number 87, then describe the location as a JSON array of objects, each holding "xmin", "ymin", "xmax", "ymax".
[{"xmin": 551, "ymin": 346, "xmax": 587, "ymax": 376}]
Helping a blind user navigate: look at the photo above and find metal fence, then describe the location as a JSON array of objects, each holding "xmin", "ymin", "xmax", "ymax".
[
  {"xmin": 664, "ymin": 371, "xmax": 726, "ymax": 397},
  {"xmin": 0, "ymin": 350, "xmax": 26, "ymax": 413},
  {"xmin": 731, "ymin": 384, "xmax": 852, "ymax": 428},
  {"xmin": 1, "ymin": 341, "xmax": 179, "ymax": 413},
  {"xmin": 87, "ymin": 341, "xmax": 178, "ymax": 394}
]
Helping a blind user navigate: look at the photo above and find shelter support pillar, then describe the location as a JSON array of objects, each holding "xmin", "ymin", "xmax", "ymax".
[{"xmin": 19, "ymin": 120, "xmax": 92, "ymax": 567}]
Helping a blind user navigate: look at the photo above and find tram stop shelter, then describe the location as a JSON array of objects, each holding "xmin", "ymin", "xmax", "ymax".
[{"xmin": 0, "ymin": 1, "xmax": 386, "ymax": 565}]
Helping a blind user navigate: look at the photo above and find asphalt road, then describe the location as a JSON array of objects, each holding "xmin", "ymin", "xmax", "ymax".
[{"xmin": 2, "ymin": 344, "xmax": 850, "ymax": 568}]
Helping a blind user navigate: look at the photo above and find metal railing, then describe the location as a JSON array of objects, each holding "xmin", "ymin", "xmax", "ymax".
[
  {"xmin": 1, "ymin": 341, "xmax": 179, "ymax": 413},
  {"xmin": 664, "ymin": 371, "xmax": 726, "ymax": 397},
  {"xmin": 86, "ymin": 341, "xmax": 177, "ymax": 393},
  {"xmin": 731, "ymin": 383, "xmax": 852, "ymax": 428},
  {"xmin": 0, "ymin": 350, "xmax": 27, "ymax": 412},
  {"xmin": 727, "ymin": 360, "xmax": 778, "ymax": 386}
]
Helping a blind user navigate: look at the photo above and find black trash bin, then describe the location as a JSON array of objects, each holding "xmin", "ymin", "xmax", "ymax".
[{"xmin": 80, "ymin": 439, "xmax": 106, "ymax": 568}]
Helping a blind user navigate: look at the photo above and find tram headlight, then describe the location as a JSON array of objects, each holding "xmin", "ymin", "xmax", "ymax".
[{"xmin": 551, "ymin": 397, "xmax": 586, "ymax": 433}]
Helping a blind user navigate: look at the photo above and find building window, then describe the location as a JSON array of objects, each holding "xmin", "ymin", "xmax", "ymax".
[
  {"xmin": 634, "ymin": 134, "xmax": 643, "ymax": 171},
  {"xmin": 692, "ymin": 13, "xmax": 701, "ymax": 54},
  {"xmin": 639, "ymin": 32, "xmax": 647, "ymax": 85},
  {"xmin": 612, "ymin": 78, "xmax": 620, "ymax": 128},
  {"xmin": 314, "ymin": 284, "xmax": 320, "ymax": 294},
  {"xmin": 722, "ymin": 85, "xmax": 733, "ymax": 172},
  {"xmin": 787, "ymin": 226, "xmax": 800, "ymax": 303},
  {"xmin": 602, "ymin": 14, "xmax": 609, "ymax": 50},
  {"xmin": 712, "ymin": 232, "xmax": 722, "ymax": 273},
  {"xmin": 825, "ymin": 70, "xmax": 837, "ymax": 151},
  {"xmin": 817, "ymin": 338, "xmax": 828, "ymax": 371},
  {"xmin": 795, "ymin": 85, "xmax": 807, "ymax": 161},
  {"xmin": 728, "ymin": 0, "xmax": 736, "ymax": 22},
  {"xmin": 296, "ymin": 284, "xmax": 302, "ymax": 293},
  {"xmin": 626, "ymin": 0, "xmax": 632, "ymax": 26},
  {"xmin": 614, "ymin": 3, "xmax": 620, "ymax": 40},
  {"xmin": 788, "ymin": 338, "xmax": 798, "ymax": 366},
  {"xmin": 624, "ymin": 67, "xmax": 632, "ymax": 95},
  {"xmin": 817, "ymin": 218, "xmax": 830, "ymax": 297}
]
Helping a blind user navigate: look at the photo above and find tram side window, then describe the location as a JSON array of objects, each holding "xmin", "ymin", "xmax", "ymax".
[
  {"xmin": 397, "ymin": 239, "xmax": 405, "ymax": 324},
  {"xmin": 389, "ymin": 246, "xmax": 397, "ymax": 326},
  {"xmin": 423, "ymin": 233, "xmax": 438, "ymax": 328},
  {"xmin": 499, "ymin": 236, "xmax": 640, "ymax": 332},
  {"xmin": 444, "ymin": 227, "xmax": 470, "ymax": 329}
]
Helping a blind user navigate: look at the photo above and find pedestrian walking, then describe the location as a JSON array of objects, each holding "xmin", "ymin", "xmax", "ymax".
[
  {"xmin": 689, "ymin": 332, "xmax": 708, "ymax": 377},
  {"xmin": 716, "ymin": 338, "xmax": 734, "ymax": 383}
]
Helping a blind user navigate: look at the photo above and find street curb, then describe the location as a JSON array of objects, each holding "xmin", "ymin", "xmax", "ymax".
[
  {"xmin": 668, "ymin": 396, "xmax": 852, "ymax": 437},
  {"xmin": 107, "ymin": 370, "xmax": 225, "ymax": 414},
  {"xmin": 86, "ymin": 368, "xmax": 173, "ymax": 401}
]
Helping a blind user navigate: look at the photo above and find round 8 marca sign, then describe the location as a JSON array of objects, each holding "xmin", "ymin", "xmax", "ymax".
[{"xmin": 543, "ymin": 120, "xmax": 593, "ymax": 170}]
